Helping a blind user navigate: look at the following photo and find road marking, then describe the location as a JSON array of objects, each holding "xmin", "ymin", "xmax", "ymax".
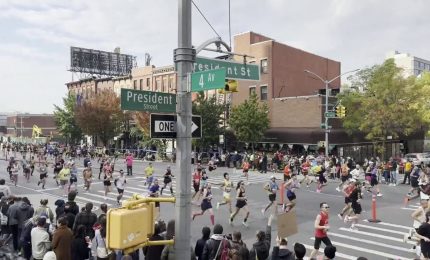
[
  {"xmin": 309, "ymin": 238, "xmax": 411, "ymax": 260},
  {"xmin": 327, "ymin": 232, "xmax": 412, "ymax": 252},
  {"xmin": 302, "ymin": 243, "xmax": 356, "ymax": 260},
  {"xmin": 401, "ymin": 207, "xmax": 416, "ymax": 211},
  {"xmin": 363, "ymin": 219, "xmax": 412, "ymax": 230},
  {"xmin": 339, "ymin": 227, "xmax": 415, "ymax": 245},
  {"xmin": 354, "ymin": 223, "xmax": 407, "ymax": 235},
  {"xmin": 75, "ymin": 195, "xmax": 112, "ymax": 207},
  {"xmin": 307, "ymin": 190, "xmax": 344, "ymax": 198}
]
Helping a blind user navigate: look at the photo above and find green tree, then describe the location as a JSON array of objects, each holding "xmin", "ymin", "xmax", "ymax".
[
  {"xmin": 53, "ymin": 93, "xmax": 82, "ymax": 144},
  {"xmin": 228, "ymin": 94, "xmax": 270, "ymax": 150},
  {"xmin": 192, "ymin": 92, "xmax": 225, "ymax": 149},
  {"xmin": 339, "ymin": 59, "xmax": 424, "ymax": 159},
  {"xmin": 75, "ymin": 91, "xmax": 124, "ymax": 146}
]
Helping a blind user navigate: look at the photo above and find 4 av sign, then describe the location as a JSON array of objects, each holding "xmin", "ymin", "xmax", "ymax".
[
  {"xmin": 150, "ymin": 114, "xmax": 202, "ymax": 139},
  {"xmin": 194, "ymin": 56, "xmax": 260, "ymax": 81}
]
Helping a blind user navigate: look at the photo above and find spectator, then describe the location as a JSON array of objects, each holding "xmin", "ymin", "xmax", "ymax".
[
  {"xmin": 194, "ymin": 226, "xmax": 211, "ymax": 259},
  {"xmin": 63, "ymin": 204, "xmax": 76, "ymax": 230},
  {"xmin": 323, "ymin": 245, "xmax": 336, "ymax": 259},
  {"xmin": 0, "ymin": 179, "xmax": 12, "ymax": 198},
  {"xmin": 293, "ymin": 243, "xmax": 306, "ymax": 260},
  {"xmin": 161, "ymin": 220, "xmax": 195, "ymax": 260},
  {"xmin": 73, "ymin": 203, "xmax": 97, "ymax": 239},
  {"xmin": 143, "ymin": 221, "xmax": 166, "ymax": 260},
  {"xmin": 66, "ymin": 190, "xmax": 80, "ymax": 216},
  {"xmin": 7, "ymin": 196, "xmax": 22, "ymax": 252},
  {"xmin": 43, "ymin": 251, "xmax": 57, "ymax": 260},
  {"xmin": 0, "ymin": 196, "xmax": 11, "ymax": 240},
  {"xmin": 97, "ymin": 203, "xmax": 108, "ymax": 223},
  {"xmin": 52, "ymin": 216, "xmax": 73, "ymax": 260},
  {"xmin": 250, "ymin": 214, "xmax": 273, "ymax": 260},
  {"xmin": 93, "ymin": 216, "xmax": 114, "ymax": 260},
  {"xmin": 230, "ymin": 231, "xmax": 249, "ymax": 260},
  {"xmin": 54, "ymin": 199, "xmax": 65, "ymax": 219},
  {"xmin": 271, "ymin": 236, "xmax": 294, "ymax": 260},
  {"xmin": 71, "ymin": 225, "xmax": 91, "ymax": 260},
  {"xmin": 201, "ymin": 224, "xmax": 230, "ymax": 260},
  {"xmin": 31, "ymin": 217, "xmax": 51, "ymax": 260},
  {"xmin": 33, "ymin": 199, "xmax": 54, "ymax": 224},
  {"xmin": 20, "ymin": 217, "xmax": 36, "ymax": 260}
]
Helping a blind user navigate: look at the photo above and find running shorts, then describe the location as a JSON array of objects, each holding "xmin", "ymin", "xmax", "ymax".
[
  {"xmin": 411, "ymin": 179, "xmax": 419, "ymax": 188},
  {"xmin": 344, "ymin": 197, "xmax": 351, "ymax": 204},
  {"xmin": 117, "ymin": 188, "xmax": 124, "ymax": 194},
  {"xmin": 314, "ymin": 236, "xmax": 332, "ymax": 250},
  {"xmin": 286, "ymin": 190, "xmax": 296, "ymax": 201},
  {"xmin": 236, "ymin": 199, "xmax": 247, "ymax": 209},
  {"xmin": 103, "ymin": 180, "xmax": 111, "ymax": 186},
  {"xmin": 269, "ymin": 193, "xmax": 276, "ymax": 202},
  {"xmin": 341, "ymin": 175, "xmax": 348, "ymax": 183},
  {"xmin": 60, "ymin": 180, "xmax": 68, "ymax": 186},
  {"xmin": 352, "ymin": 201, "xmax": 362, "ymax": 214},
  {"xmin": 370, "ymin": 178, "xmax": 378, "ymax": 186},
  {"xmin": 193, "ymin": 182, "xmax": 200, "ymax": 192},
  {"xmin": 201, "ymin": 200, "xmax": 212, "ymax": 211},
  {"xmin": 223, "ymin": 192, "xmax": 231, "ymax": 202},
  {"xmin": 40, "ymin": 173, "xmax": 47, "ymax": 180}
]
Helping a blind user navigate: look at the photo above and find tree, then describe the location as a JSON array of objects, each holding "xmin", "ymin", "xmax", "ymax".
[
  {"xmin": 75, "ymin": 91, "xmax": 124, "ymax": 146},
  {"xmin": 228, "ymin": 94, "xmax": 270, "ymax": 150},
  {"xmin": 192, "ymin": 92, "xmax": 225, "ymax": 149},
  {"xmin": 53, "ymin": 93, "xmax": 82, "ymax": 144},
  {"xmin": 339, "ymin": 59, "xmax": 425, "ymax": 159}
]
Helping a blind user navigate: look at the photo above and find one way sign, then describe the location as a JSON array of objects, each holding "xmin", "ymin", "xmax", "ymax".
[{"xmin": 150, "ymin": 114, "xmax": 202, "ymax": 139}]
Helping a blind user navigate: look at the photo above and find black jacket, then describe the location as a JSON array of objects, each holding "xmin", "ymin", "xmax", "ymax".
[
  {"xmin": 195, "ymin": 237, "xmax": 209, "ymax": 259},
  {"xmin": 143, "ymin": 234, "xmax": 165, "ymax": 260},
  {"xmin": 250, "ymin": 225, "xmax": 271, "ymax": 260},
  {"xmin": 73, "ymin": 211, "xmax": 97, "ymax": 239},
  {"xmin": 231, "ymin": 240, "xmax": 250, "ymax": 260},
  {"xmin": 71, "ymin": 236, "xmax": 90, "ymax": 260},
  {"xmin": 271, "ymin": 246, "xmax": 294, "ymax": 260}
]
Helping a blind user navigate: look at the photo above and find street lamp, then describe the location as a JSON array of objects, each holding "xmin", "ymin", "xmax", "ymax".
[{"xmin": 304, "ymin": 69, "xmax": 359, "ymax": 157}]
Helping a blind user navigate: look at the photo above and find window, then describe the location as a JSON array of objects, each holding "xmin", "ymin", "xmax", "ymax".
[
  {"xmin": 146, "ymin": 78, "xmax": 150, "ymax": 87},
  {"xmin": 426, "ymin": 64, "xmax": 430, "ymax": 71},
  {"xmin": 260, "ymin": 85, "xmax": 268, "ymax": 100},
  {"xmin": 133, "ymin": 80, "xmax": 137, "ymax": 90},
  {"xmin": 414, "ymin": 61, "xmax": 419, "ymax": 68},
  {"xmin": 260, "ymin": 59, "xmax": 268, "ymax": 73},
  {"xmin": 139, "ymin": 79, "xmax": 143, "ymax": 90},
  {"xmin": 249, "ymin": 86, "xmax": 256, "ymax": 97}
]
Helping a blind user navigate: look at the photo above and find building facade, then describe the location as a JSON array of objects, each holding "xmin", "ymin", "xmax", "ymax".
[
  {"xmin": 6, "ymin": 114, "xmax": 57, "ymax": 138},
  {"xmin": 386, "ymin": 50, "xmax": 430, "ymax": 77}
]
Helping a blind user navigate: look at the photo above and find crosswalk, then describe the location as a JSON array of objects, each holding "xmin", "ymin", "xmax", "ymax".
[
  {"xmin": 301, "ymin": 219, "xmax": 417, "ymax": 260},
  {"xmin": 71, "ymin": 172, "xmax": 273, "ymax": 208}
]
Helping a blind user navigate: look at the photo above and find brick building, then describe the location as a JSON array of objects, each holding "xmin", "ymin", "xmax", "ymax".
[{"xmin": 6, "ymin": 114, "xmax": 58, "ymax": 138}]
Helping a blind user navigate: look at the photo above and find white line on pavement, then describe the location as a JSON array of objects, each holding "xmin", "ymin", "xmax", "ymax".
[
  {"xmin": 363, "ymin": 219, "xmax": 412, "ymax": 230},
  {"xmin": 302, "ymin": 243, "xmax": 356, "ymax": 260},
  {"xmin": 338, "ymin": 228, "xmax": 415, "ymax": 245},
  {"xmin": 354, "ymin": 223, "xmax": 407, "ymax": 235}
]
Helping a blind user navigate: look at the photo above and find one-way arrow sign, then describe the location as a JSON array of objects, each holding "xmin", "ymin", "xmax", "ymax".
[{"xmin": 150, "ymin": 114, "xmax": 202, "ymax": 139}]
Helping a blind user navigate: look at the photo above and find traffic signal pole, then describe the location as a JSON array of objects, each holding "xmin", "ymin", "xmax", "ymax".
[
  {"xmin": 324, "ymin": 80, "xmax": 329, "ymax": 157},
  {"xmin": 174, "ymin": 0, "xmax": 194, "ymax": 259}
]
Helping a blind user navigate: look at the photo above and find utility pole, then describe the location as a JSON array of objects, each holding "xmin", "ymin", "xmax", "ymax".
[{"xmin": 174, "ymin": 0, "xmax": 194, "ymax": 258}]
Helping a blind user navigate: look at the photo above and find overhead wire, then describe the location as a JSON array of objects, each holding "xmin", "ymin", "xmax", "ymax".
[
  {"xmin": 191, "ymin": 0, "xmax": 221, "ymax": 39},
  {"xmin": 228, "ymin": 0, "xmax": 232, "ymax": 48}
]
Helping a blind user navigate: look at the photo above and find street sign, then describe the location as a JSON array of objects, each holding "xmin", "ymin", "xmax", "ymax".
[
  {"xmin": 325, "ymin": 112, "xmax": 336, "ymax": 118},
  {"xmin": 194, "ymin": 56, "xmax": 260, "ymax": 81},
  {"xmin": 150, "ymin": 114, "xmax": 202, "ymax": 139},
  {"xmin": 191, "ymin": 68, "xmax": 226, "ymax": 92},
  {"xmin": 120, "ymin": 89, "xmax": 176, "ymax": 113}
]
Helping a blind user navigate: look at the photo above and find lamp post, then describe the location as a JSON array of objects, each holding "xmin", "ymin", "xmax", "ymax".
[{"xmin": 304, "ymin": 69, "xmax": 359, "ymax": 157}]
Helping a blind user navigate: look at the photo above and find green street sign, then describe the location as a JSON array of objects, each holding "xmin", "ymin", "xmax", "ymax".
[
  {"xmin": 191, "ymin": 68, "xmax": 226, "ymax": 92},
  {"xmin": 325, "ymin": 112, "xmax": 336, "ymax": 118},
  {"xmin": 121, "ymin": 89, "xmax": 176, "ymax": 113},
  {"xmin": 194, "ymin": 56, "xmax": 260, "ymax": 81}
]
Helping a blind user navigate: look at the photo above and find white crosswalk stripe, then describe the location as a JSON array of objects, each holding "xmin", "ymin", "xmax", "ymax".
[{"xmin": 303, "ymin": 220, "xmax": 417, "ymax": 260}]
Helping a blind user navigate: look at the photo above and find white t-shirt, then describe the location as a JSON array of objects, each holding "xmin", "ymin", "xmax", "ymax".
[{"xmin": 116, "ymin": 176, "xmax": 126, "ymax": 190}]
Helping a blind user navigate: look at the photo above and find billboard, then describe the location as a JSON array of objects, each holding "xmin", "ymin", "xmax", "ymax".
[{"xmin": 70, "ymin": 47, "xmax": 136, "ymax": 76}]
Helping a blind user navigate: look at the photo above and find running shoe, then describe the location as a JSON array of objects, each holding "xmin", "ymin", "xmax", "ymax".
[
  {"xmin": 261, "ymin": 209, "xmax": 265, "ymax": 216},
  {"xmin": 344, "ymin": 216, "xmax": 349, "ymax": 223},
  {"xmin": 349, "ymin": 225, "xmax": 358, "ymax": 231},
  {"xmin": 403, "ymin": 233, "xmax": 409, "ymax": 243},
  {"xmin": 229, "ymin": 218, "xmax": 233, "ymax": 225},
  {"xmin": 377, "ymin": 193, "xmax": 383, "ymax": 197},
  {"xmin": 316, "ymin": 189, "xmax": 321, "ymax": 193},
  {"xmin": 337, "ymin": 214, "xmax": 343, "ymax": 220},
  {"xmin": 242, "ymin": 221, "xmax": 249, "ymax": 227},
  {"xmin": 336, "ymin": 187, "xmax": 340, "ymax": 192},
  {"xmin": 216, "ymin": 202, "xmax": 220, "ymax": 210}
]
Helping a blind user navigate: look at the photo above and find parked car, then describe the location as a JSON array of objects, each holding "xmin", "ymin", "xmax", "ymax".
[{"xmin": 405, "ymin": 153, "xmax": 430, "ymax": 165}]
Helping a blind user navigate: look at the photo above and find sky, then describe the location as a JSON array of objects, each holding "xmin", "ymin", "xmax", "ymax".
[{"xmin": 0, "ymin": 0, "xmax": 429, "ymax": 114}]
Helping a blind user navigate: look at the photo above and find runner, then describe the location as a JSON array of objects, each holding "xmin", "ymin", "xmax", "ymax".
[
  {"xmin": 242, "ymin": 160, "xmax": 250, "ymax": 184},
  {"xmin": 98, "ymin": 157, "xmax": 106, "ymax": 179},
  {"xmin": 193, "ymin": 171, "xmax": 208, "ymax": 204},
  {"xmin": 144, "ymin": 162, "xmax": 154, "ymax": 189},
  {"xmin": 309, "ymin": 202, "xmax": 333, "ymax": 259},
  {"xmin": 336, "ymin": 163, "xmax": 350, "ymax": 192},
  {"xmin": 407, "ymin": 162, "xmax": 423, "ymax": 201},
  {"xmin": 283, "ymin": 173, "xmax": 300, "ymax": 212},
  {"xmin": 216, "ymin": 172, "xmax": 233, "ymax": 213},
  {"xmin": 262, "ymin": 176, "xmax": 279, "ymax": 215},
  {"xmin": 53, "ymin": 157, "xmax": 63, "ymax": 186},
  {"xmin": 315, "ymin": 164, "xmax": 327, "ymax": 193},
  {"xmin": 299, "ymin": 159, "xmax": 313, "ymax": 188},
  {"xmin": 125, "ymin": 152, "xmax": 133, "ymax": 176},
  {"xmin": 115, "ymin": 169, "xmax": 127, "ymax": 205},
  {"xmin": 68, "ymin": 161, "xmax": 78, "ymax": 192},
  {"xmin": 22, "ymin": 158, "xmax": 31, "ymax": 183},
  {"xmin": 369, "ymin": 162, "xmax": 383, "ymax": 197},
  {"xmin": 404, "ymin": 199, "xmax": 429, "ymax": 255},
  {"xmin": 192, "ymin": 183, "xmax": 215, "ymax": 225},
  {"xmin": 149, "ymin": 178, "xmax": 161, "ymax": 219},
  {"xmin": 29, "ymin": 156, "xmax": 35, "ymax": 176},
  {"xmin": 283, "ymin": 164, "xmax": 291, "ymax": 182},
  {"xmin": 58, "ymin": 162, "xmax": 71, "ymax": 197},
  {"xmin": 229, "ymin": 180, "xmax": 250, "ymax": 227},
  {"xmin": 83, "ymin": 162, "xmax": 93, "ymax": 191},
  {"xmin": 337, "ymin": 179, "xmax": 354, "ymax": 221},
  {"xmin": 415, "ymin": 211, "xmax": 430, "ymax": 259},
  {"xmin": 192, "ymin": 167, "xmax": 202, "ymax": 200},
  {"xmin": 37, "ymin": 163, "xmax": 48, "ymax": 189},
  {"xmin": 160, "ymin": 166, "xmax": 174, "ymax": 196},
  {"xmin": 103, "ymin": 163, "xmax": 113, "ymax": 200},
  {"xmin": 344, "ymin": 180, "xmax": 362, "ymax": 230}
]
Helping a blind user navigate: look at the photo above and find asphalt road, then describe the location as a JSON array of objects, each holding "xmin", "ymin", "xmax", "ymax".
[{"xmin": 0, "ymin": 153, "xmax": 420, "ymax": 259}]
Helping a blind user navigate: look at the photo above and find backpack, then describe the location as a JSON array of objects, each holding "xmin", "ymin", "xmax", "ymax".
[{"xmin": 214, "ymin": 239, "xmax": 231, "ymax": 260}]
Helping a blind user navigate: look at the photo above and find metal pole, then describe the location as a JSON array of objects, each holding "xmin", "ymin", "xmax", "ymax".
[
  {"xmin": 20, "ymin": 116, "xmax": 23, "ymax": 138},
  {"xmin": 325, "ymin": 81, "xmax": 329, "ymax": 157},
  {"xmin": 174, "ymin": 0, "xmax": 194, "ymax": 259}
]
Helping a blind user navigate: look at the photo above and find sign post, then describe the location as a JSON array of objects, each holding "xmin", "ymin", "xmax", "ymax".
[{"xmin": 191, "ymin": 68, "xmax": 226, "ymax": 92}]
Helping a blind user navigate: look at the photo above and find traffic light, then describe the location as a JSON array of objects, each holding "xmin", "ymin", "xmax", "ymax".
[
  {"xmin": 218, "ymin": 79, "xmax": 238, "ymax": 94},
  {"xmin": 335, "ymin": 105, "xmax": 346, "ymax": 118}
]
